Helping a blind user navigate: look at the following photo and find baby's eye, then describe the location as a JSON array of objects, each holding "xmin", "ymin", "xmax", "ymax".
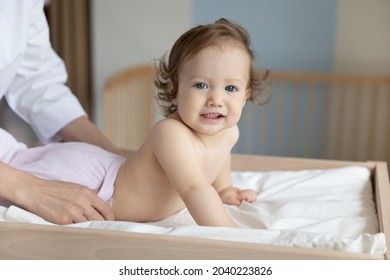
[
  {"xmin": 225, "ymin": 85, "xmax": 238, "ymax": 92},
  {"xmin": 195, "ymin": 82, "xmax": 207, "ymax": 89}
]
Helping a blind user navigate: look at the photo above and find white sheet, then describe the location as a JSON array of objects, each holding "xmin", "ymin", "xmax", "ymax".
[{"xmin": 0, "ymin": 166, "xmax": 386, "ymax": 255}]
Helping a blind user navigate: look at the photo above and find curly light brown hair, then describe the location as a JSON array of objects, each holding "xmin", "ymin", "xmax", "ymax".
[{"xmin": 155, "ymin": 18, "xmax": 270, "ymax": 117}]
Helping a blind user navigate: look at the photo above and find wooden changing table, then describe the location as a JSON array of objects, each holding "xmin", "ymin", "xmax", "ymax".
[{"xmin": 0, "ymin": 154, "xmax": 389, "ymax": 260}]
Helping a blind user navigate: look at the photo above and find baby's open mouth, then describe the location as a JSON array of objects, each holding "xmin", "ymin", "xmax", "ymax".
[{"xmin": 201, "ymin": 113, "xmax": 224, "ymax": 119}]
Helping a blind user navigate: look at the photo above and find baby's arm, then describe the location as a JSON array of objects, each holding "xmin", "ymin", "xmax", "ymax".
[
  {"xmin": 151, "ymin": 120, "xmax": 237, "ymax": 227},
  {"xmin": 213, "ymin": 156, "xmax": 258, "ymax": 206}
]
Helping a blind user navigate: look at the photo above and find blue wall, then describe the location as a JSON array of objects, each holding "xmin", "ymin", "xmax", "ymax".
[{"xmin": 193, "ymin": 0, "xmax": 337, "ymax": 72}]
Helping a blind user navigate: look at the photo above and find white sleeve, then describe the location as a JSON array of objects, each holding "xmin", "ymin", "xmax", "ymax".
[{"xmin": 4, "ymin": 0, "xmax": 86, "ymax": 143}]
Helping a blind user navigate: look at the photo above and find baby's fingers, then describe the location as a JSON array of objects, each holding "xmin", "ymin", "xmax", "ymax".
[{"xmin": 239, "ymin": 190, "xmax": 258, "ymax": 203}]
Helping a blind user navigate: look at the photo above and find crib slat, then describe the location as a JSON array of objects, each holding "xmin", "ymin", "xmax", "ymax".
[{"xmin": 367, "ymin": 85, "xmax": 380, "ymax": 161}]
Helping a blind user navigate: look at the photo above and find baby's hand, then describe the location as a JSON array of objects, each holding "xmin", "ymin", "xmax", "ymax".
[{"xmin": 218, "ymin": 186, "xmax": 258, "ymax": 206}]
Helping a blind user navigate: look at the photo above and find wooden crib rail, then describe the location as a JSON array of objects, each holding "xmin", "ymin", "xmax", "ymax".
[
  {"xmin": 239, "ymin": 71, "xmax": 390, "ymax": 166},
  {"xmin": 270, "ymin": 71, "xmax": 390, "ymax": 84},
  {"xmin": 104, "ymin": 65, "xmax": 156, "ymax": 150}
]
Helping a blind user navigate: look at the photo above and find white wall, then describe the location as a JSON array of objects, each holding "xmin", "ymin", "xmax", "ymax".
[
  {"xmin": 91, "ymin": 0, "xmax": 192, "ymax": 129},
  {"xmin": 334, "ymin": 0, "xmax": 390, "ymax": 74}
]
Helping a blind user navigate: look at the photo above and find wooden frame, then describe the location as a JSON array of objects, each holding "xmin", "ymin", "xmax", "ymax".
[{"xmin": 1, "ymin": 154, "xmax": 389, "ymax": 260}]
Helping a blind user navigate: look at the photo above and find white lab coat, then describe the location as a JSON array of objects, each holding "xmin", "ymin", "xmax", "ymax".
[{"xmin": 0, "ymin": 0, "xmax": 86, "ymax": 142}]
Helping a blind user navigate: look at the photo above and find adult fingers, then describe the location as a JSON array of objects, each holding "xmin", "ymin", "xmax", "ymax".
[{"xmin": 90, "ymin": 193, "xmax": 115, "ymax": 221}]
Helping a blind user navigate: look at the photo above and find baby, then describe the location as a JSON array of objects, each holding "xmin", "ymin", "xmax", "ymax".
[{"xmin": 1, "ymin": 18, "xmax": 269, "ymax": 227}]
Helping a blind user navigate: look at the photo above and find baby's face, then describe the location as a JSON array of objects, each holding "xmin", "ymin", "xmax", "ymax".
[{"xmin": 174, "ymin": 45, "xmax": 250, "ymax": 136}]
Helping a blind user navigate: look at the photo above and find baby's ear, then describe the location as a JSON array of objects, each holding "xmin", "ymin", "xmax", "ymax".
[{"xmin": 243, "ymin": 89, "xmax": 251, "ymax": 107}]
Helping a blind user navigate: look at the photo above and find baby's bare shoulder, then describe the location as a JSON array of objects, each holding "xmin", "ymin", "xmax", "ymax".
[
  {"xmin": 155, "ymin": 117, "xmax": 185, "ymax": 129},
  {"xmin": 151, "ymin": 118, "xmax": 190, "ymax": 138},
  {"xmin": 148, "ymin": 118, "xmax": 194, "ymax": 151}
]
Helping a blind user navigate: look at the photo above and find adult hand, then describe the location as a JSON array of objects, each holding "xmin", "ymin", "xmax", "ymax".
[
  {"xmin": 24, "ymin": 178, "xmax": 115, "ymax": 224},
  {"xmin": 0, "ymin": 162, "xmax": 114, "ymax": 225}
]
